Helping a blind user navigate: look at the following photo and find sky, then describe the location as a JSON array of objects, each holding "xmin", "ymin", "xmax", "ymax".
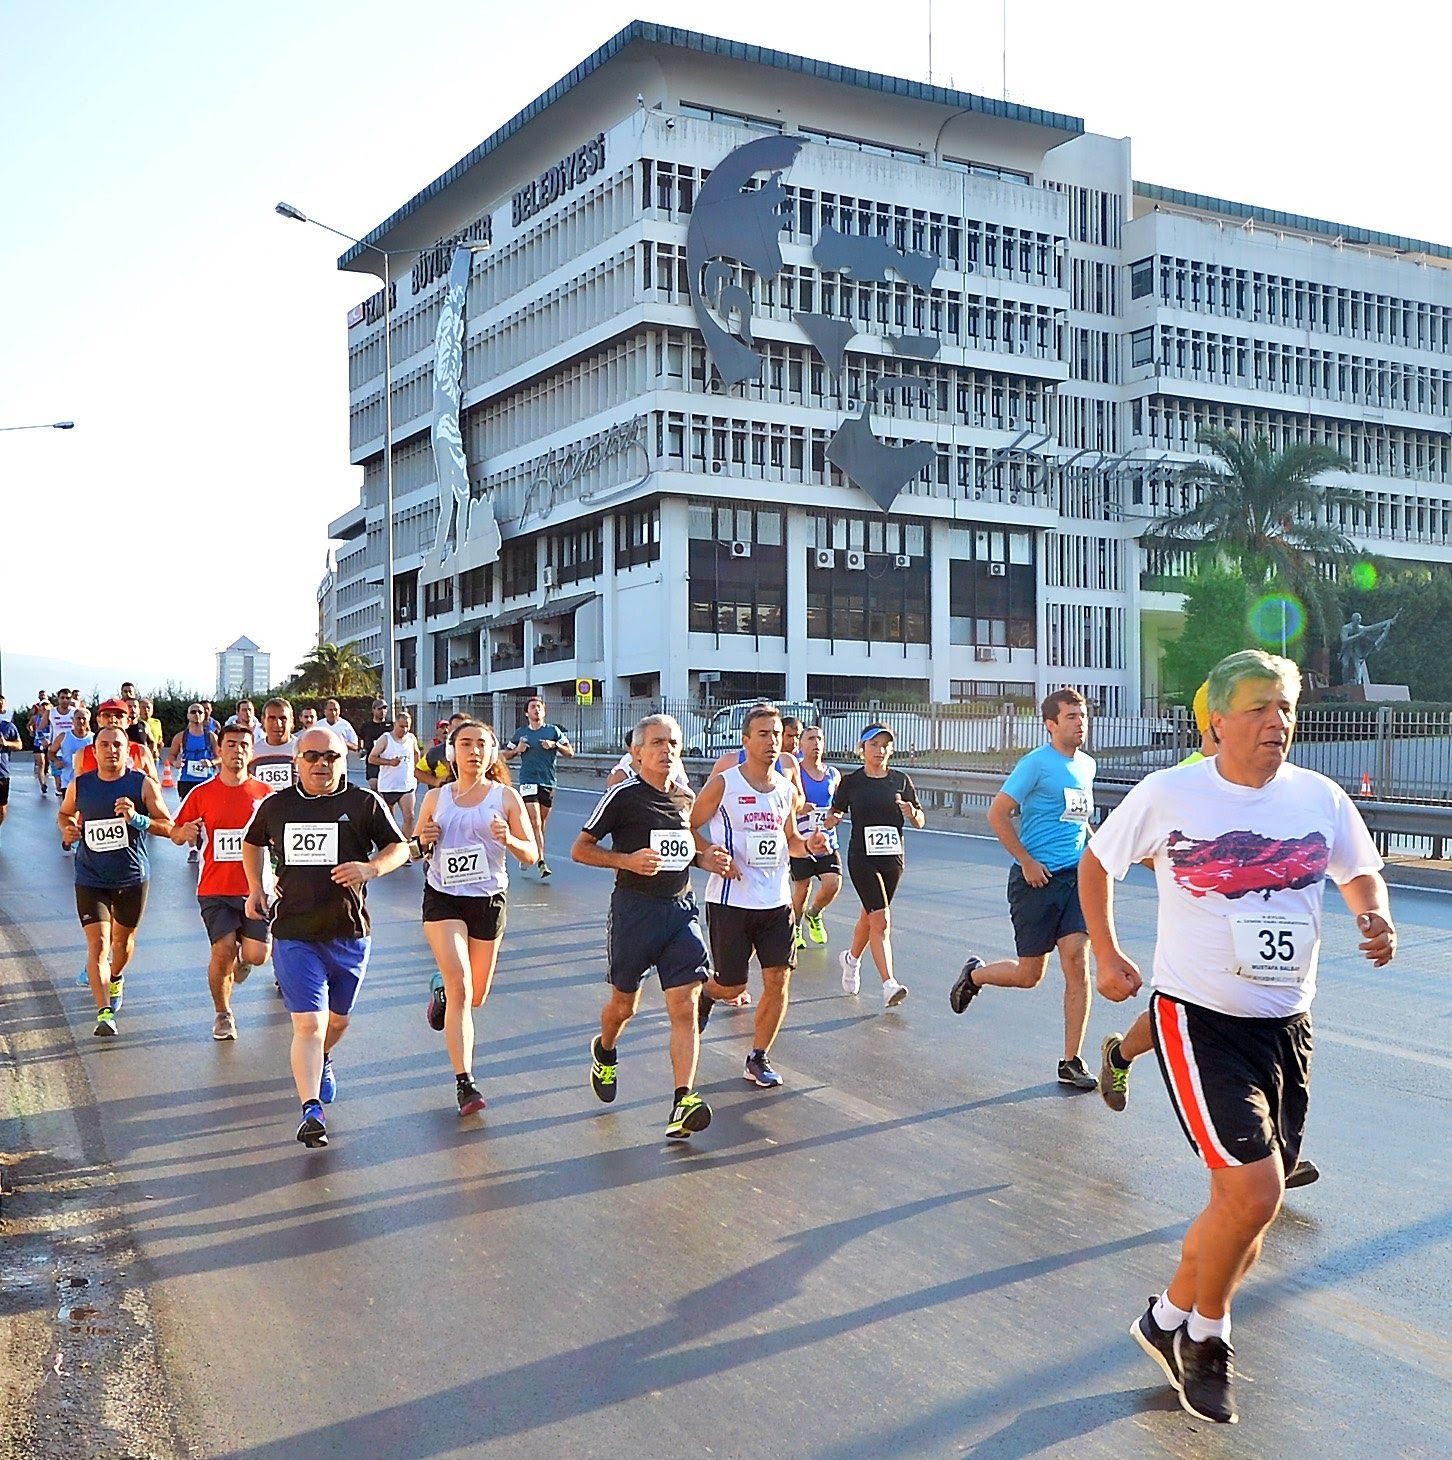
[{"xmin": 2, "ymin": 1, "xmax": 1448, "ymax": 700}]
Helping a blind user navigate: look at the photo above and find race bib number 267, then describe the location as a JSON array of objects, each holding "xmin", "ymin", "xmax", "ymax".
[{"xmin": 286, "ymin": 823, "xmax": 339, "ymax": 866}]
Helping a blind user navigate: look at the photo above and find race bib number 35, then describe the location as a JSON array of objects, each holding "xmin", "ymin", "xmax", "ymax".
[
  {"xmin": 864, "ymin": 825, "xmax": 903, "ymax": 856},
  {"xmin": 212, "ymin": 829, "xmax": 245, "ymax": 863},
  {"xmin": 1229, "ymin": 912, "xmax": 1316, "ymax": 986},
  {"xmin": 746, "ymin": 832, "xmax": 783, "ymax": 869},
  {"xmin": 84, "ymin": 818, "xmax": 129, "ymax": 854},
  {"xmin": 649, "ymin": 829, "xmax": 695, "ymax": 871},
  {"xmin": 440, "ymin": 845, "xmax": 489, "ymax": 888},
  {"xmin": 286, "ymin": 823, "xmax": 339, "ymax": 866}
]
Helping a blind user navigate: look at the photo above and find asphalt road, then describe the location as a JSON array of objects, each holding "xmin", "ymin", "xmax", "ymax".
[{"xmin": 1, "ymin": 770, "xmax": 1448, "ymax": 1458}]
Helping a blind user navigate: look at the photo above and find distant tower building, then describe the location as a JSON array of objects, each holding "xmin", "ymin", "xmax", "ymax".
[{"xmin": 216, "ymin": 636, "xmax": 270, "ymax": 696}]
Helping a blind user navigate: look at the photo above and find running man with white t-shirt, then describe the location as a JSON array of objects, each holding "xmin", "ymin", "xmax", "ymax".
[
  {"xmin": 691, "ymin": 704, "xmax": 828, "ymax": 1089},
  {"xmin": 1079, "ymin": 650, "xmax": 1395, "ymax": 1427},
  {"xmin": 370, "ymin": 710, "xmax": 421, "ymax": 837},
  {"xmin": 414, "ymin": 719, "xmax": 537, "ymax": 1117}
]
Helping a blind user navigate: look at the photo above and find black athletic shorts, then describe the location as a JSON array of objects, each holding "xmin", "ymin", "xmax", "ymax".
[
  {"xmin": 0, "ymin": 777, "xmax": 9, "ymax": 808},
  {"xmin": 706, "ymin": 902, "xmax": 796, "ymax": 985},
  {"xmin": 1007, "ymin": 865, "xmax": 1087, "ymax": 957},
  {"xmin": 606, "ymin": 887, "xmax": 709, "ymax": 994},
  {"xmin": 520, "ymin": 784, "xmax": 555, "ymax": 808},
  {"xmin": 847, "ymin": 854, "xmax": 903, "ymax": 913},
  {"xmin": 381, "ymin": 789, "xmax": 412, "ymax": 808},
  {"xmin": 1150, "ymin": 991, "xmax": 1312, "ymax": 1172},
  {"xmin": 198, "ymin": 895, "xmax": 270, "ymax": 947},
  {"xmin": 422, "ymin": 885, "xmax": 507, "ymax": 942},
  {"xmin": 790, "ymin": 850, "xmax": 841, "ymax": 883},
  {"xmin": 75, "ymin": 882, "xmax": 149, "ymax": 929}
]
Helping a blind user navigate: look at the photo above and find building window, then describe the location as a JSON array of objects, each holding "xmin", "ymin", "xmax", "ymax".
[
  {"xmin": 1130, "ymin": 327, "xmax": 1154, "ymax": 368},
  {"xmin": 805, "ymin": 521, "xmax": 930, "ymax": 646},
  {"xmin": 545, "ymin": 517, "xmax": 603, "ymax": 586},
  {"xmin": 461, "ymin": 565, "xmax": 494, "ymax": 611},
  {"xmin": 424, "ymin": 576, "xmax": 454, "ymax": 618},
  {"xmin": 501, "ymin": 541, "xmax": 536, "ymax": 599},
  {"xmin": 1129, "ymin": 257, "xmax": 1154, "ymax": 300},
  {"xmin": 687, "ymin": 503, "xmax": 785, "ymax": 637},
  {"xmin": 615, "ymin": 501, "xmax": 661, "ymax": 568},
  {"xmin": 393, "ymin": 570, "xmax": 418, "ymax": 628},
  {"xmin": 947, "ymin": 528, "xmax": 1036, "ymax": 649}
]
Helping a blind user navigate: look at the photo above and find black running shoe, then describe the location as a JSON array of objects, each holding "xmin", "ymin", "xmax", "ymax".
[
  {"xmin": 590, "ymin": 1037, "xmax": 617, "ymax": 1104},
  {"xmin": 1129, "ymin": 1298, "xmax": 1182, "ymax": 1392},
  {"xmin": 697, "ymin": 994, "xmax": 715, "ymax": 1033},
  {"xmin": 1174, "ymin": 1330, "xmax": 1238, "ymax": 1424},
  {"xmin": 1057, "ymin": 1056, "xmax": 1098, "ymax": 1091},
  {"xmin": 426, "ymin": 973, "xmax": 446, "ymax": 1032},
  {"xmin": 296, "ymin": 1102, "xmax": 328, "ymax": 1149},
  {"xmin": 949, "ymin": 956, "xmax": 984, "ymax": 1014},
  {"xmin": 1285, "ymin": 1158, "xmax": 1320, "ymax": 1189},
  {"xmin": 456, "ymin": 1079, "xmax": 486, "ymax": 1118}
]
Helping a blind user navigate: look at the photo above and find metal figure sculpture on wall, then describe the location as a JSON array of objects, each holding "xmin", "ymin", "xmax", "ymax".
[
  {"xmin": 686, "ymin": 133, "xmax": 943, "ymax": 513},
  {"xmin": 422, "ymin": 245, "xmax": 500, "ymax": 584}
]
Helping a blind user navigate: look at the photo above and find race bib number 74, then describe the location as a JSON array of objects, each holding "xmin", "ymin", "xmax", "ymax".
[{"xmin": 286, "ymin": 823, "xmax": 339, "ymax": 866}]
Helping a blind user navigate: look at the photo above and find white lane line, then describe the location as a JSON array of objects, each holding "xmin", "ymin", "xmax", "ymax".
[{"xmin": 1316, "ymin": 1026, "xmax": 1452, "ymax": 1071}]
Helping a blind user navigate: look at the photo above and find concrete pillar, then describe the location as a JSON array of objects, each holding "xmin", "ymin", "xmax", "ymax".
[
  {"xmin": 928, "ymin": 519, "xmax": 953, "ymax": 702},
  {"xmin": 659, "ymin": 496, "xmax": 692, "ymax": 699},
  {"xmin": 786, "ymin": 508, "xmax": 811, "ymax": 698}
]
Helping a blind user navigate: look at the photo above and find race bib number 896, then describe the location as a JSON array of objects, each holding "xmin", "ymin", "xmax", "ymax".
[{"xmin": 649, "ymin": 829, "xmax": 695, "ymax": 871}]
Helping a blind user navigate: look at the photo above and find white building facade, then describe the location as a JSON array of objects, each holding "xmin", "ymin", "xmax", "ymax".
[
  {"xmin": 216, "ymin": 637, "xmax": 270, "ymax": 697},
  {"xmin": 322, "ymin": 22, "xmax": 1451, "ymax": 716}
]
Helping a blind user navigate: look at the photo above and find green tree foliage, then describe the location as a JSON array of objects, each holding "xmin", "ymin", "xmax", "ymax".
[
  {"xmin": 288, "ymin": 642, "xmax": 378, "ymax": 698},
  {"xmin": 1144, "ymin": 429, "xmax": 1366, "ymax": 646},
  {"xmin": 1341, "ymin": 567, "xmax": 1452, "ymax": 701},
  {"xmin": 1161, "ymin": 568, "xmax": 1259, "ymax": 705}
]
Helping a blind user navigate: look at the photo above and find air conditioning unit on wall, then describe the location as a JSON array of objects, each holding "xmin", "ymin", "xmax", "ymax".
[
  {"xmin": 893, "ymin": 553, "xmax": 912, "ymax": 568},
  {"xmin": 988, "ymin": 562, "xmax": 1007, "ymax": 577},
  {"xmin": 844, "ymin": 549, "xmax": 867, "ymax": 570},
  {"xmin": 541, "ymin": 566, "xmax": 557, "ymax": 587},
  {"xmin": 975, "ymin": 646, "xmax": 999, "ymax": 662},
  {"xmin": 814, "ymin": 548, "xmax": 837, "ymax": 569},
  {"xmin": 729, "ymin": 540, "xmax": 752, "ymax": 559}
]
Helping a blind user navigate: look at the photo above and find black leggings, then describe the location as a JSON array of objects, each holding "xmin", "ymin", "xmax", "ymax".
[{"xmin": 847, "ymin": 855, "xmax": 903, "ymax": 913}]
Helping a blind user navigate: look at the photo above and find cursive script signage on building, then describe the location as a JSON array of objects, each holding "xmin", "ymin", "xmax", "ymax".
[
  {"xmin": 512, "ymin": 133, "xmax": 607, "ymax": 227},
  {"xmin": 519, "ymin": 415, "xmax": 648, "ymax": 528}
]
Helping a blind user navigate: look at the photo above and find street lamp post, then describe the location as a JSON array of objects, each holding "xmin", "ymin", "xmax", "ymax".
[{"xmin": 276, "ymin": 204, "xmax": 490, "ymax": 713}]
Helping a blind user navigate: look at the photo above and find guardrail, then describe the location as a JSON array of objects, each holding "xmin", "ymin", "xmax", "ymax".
[{"xmin": 558, "ymin": 755, "xmax": 1452, "ymax": 856}]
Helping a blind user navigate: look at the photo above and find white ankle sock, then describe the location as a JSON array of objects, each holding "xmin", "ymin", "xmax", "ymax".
[
  {"xmin": 1152, "ymin": 1292, "xmax": 1192, "ymax": 1331},
  {"xmin": 1187, "ymin": 1308, "xmax": 1231, "ymax": 1344}
]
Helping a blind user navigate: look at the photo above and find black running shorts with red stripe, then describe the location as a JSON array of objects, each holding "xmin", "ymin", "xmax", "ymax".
[{"xmin": 1149, "ymin": 990, "xmax": 1312, "ymax": 1172}]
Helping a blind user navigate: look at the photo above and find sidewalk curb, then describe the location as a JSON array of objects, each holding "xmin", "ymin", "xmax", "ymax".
[{"xmin": 0, "ymin": 903, "xmax": 183, "ymax": 1460}]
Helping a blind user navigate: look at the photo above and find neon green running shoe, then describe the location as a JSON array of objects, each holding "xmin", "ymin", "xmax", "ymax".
[
  {"xmin": 805, "ymin": 911, "xmax": 827, "ymax": 945},
  {"xmin": 1100, "ymin": 1034, "xmax": 1131, "ymax": 1112},
  {"xmin": 590, "ymin": 1037, "xmax": 617, "ymax": 1104},
  {"xmin": 792, "ymin": 921, "xmax": 807, "ymax": 951},
  {"xmin": 665, "ymin": 1090, "xmax": 712, "ymax": 1140}
]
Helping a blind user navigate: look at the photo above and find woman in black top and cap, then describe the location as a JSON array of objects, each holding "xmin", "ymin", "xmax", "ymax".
[{"xmin": 827, "ymin": 724, "xmax": 924, "ymax": 1009}]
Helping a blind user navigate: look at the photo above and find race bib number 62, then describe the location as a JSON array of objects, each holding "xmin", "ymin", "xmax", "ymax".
[{"xmin": 286, "ymin": 823, "xmax": 339, "ymax": 866}]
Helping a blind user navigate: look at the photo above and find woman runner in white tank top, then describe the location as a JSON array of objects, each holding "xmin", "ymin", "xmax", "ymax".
[{"xmin": 413, "ymin": 719, "xmax": 538, "ymax": 1117}]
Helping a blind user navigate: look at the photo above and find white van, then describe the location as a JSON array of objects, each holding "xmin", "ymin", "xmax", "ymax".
[{"xmin": 690, "ymin": 700, "xmax": 819, "ymax": 758}]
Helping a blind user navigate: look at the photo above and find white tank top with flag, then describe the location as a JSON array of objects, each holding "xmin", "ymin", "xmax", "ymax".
[{"xmin": 703, "ymin": 765, "xmax": 795, "ymax": 909}]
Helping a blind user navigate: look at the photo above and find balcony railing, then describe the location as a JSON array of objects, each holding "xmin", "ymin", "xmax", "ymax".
[
  {"xmin": 534, "ymin": 640, "xmax": 576, "ymax": 665},
  {"xmin": 490, "ymin": 647, "xmax": 525, "ymax": 672}
]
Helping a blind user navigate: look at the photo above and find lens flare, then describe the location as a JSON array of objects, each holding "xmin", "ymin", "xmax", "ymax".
[
  {"xmin": 1248, "ymin": 593, "xmax": 1305, "ymax": 648},
  {"xmin": 1349, "ymin": 561, "xmax": 1378, "ymax": 591}
]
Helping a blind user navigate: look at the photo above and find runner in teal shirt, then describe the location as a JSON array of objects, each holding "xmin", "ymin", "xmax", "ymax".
[{"xmin": 502, "ymin": 695, "xmax": 574, "ymax": 878}]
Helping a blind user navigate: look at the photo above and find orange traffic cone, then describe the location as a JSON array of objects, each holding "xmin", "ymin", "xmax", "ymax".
[
  {"xmin": 162, "ymin": 760, "xmax": 176, "ymax": 789},
  {"xmin": 1359, "ymin": 771, "xmax": 1372, "ymax": 798}
]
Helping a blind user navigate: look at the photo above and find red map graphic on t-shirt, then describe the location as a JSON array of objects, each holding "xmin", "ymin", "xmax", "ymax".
[{"xmin": 1166, "ymin": 829, "xmax": 1330, "ymax": 900}]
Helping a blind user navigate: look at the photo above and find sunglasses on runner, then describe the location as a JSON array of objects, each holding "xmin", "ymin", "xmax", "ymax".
[{"xmin": 299, "ymin": 749, "xmax": 343, "ymax": 764}]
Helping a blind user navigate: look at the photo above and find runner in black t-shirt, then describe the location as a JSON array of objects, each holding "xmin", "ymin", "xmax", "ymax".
[
  {"xmin": 242, "ymin": 727, "xmax": 409, "ymax": 1148},
  {"xmin": 356, "ymin": 701, "xmax": 391, "ymax": 793},
  {"xmin": 827, "ymin": 724, "xmax": 924, "ymax": 1008},
  {"xmin": 571, "ymin": 713, "xmax": 734, "ymax": 1140}
]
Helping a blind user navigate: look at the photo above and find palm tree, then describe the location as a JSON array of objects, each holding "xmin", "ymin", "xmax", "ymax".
[
  {"xmin": 290, "ymin": 641, "xmax": 378, "ymax": 697},
  {"xmin": 1142, "ymin": 428, "xmax": 1366, "ymax": 646}
]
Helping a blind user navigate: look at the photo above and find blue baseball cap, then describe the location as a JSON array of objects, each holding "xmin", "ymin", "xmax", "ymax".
[{"xmin": 859, "ymin": 724, "xmax": 894, "ymax": 744}]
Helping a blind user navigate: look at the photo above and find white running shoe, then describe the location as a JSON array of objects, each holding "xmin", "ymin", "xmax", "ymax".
[
  {"xmin": 882, "ymin": 977, "xmax": 908, "ymax": 1008},
  {"xmin": 839, "ymin": 951, "xmax": 861, "ymax": 995}
]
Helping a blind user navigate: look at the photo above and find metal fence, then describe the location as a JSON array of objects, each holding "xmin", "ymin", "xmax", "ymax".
[{"xmin": 417, "ymin": 695, "xmax": 1452, "ymax": 803}]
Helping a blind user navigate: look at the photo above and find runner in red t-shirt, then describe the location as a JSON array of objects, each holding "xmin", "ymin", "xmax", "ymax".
[
  {"xmin": 169, "ymin": 724, "xmax": 273, "ymax": 1040},
  {"xmin": 75, "ymin": 699, "xmax": 157, "ymax": 780}
]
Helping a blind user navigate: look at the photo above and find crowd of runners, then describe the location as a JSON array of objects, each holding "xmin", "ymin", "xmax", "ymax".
[{"xmin": 0, "ymin": 650, "xmax": 1398, "ymax": 1427}]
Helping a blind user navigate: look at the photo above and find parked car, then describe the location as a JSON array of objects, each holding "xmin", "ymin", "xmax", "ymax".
[{"xmin": 689, "ymin": 700, "xmax": 819, "ymax": 758}]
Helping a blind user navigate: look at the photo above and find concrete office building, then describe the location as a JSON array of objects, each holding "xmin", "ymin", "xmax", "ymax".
[
  {"xmin": 216, "ymin": 636, "xmax": 270, "ymax": 697},
  {"xmin": 321, "ymin": 21, "xmax": 1451, "ymax": 716}
]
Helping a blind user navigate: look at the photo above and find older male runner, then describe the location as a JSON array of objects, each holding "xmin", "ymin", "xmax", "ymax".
[
  {"xmin": 242, "ymin": 727, "xmax": 408, "ymax": 1148},
  {"xmin": 1079, "ymin": 650, "xmax": 1394, "ymax": 1426}
]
